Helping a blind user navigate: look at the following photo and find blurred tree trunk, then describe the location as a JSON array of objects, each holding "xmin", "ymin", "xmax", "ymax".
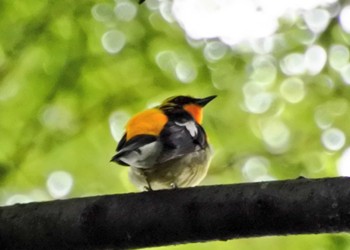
[{"xmin": 1, "ymin": 177, "xmax": 350, "ymax": 250}]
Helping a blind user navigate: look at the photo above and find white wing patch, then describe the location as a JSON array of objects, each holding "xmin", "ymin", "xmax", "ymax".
[
  {"xmin": 175, "ymin": 121, "xmax": 198, "ymax": 137},
  {"xmin": 119, "ymin": 141, "xmax": 161, "ymax": 168}
]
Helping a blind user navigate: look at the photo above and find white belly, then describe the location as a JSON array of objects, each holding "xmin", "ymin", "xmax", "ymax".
[{"xmin": 129, "ymin": 147, "xmax": 212, "ymax": 191}]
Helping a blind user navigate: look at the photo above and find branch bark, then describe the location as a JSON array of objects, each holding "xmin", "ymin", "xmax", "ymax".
[{"xmin": 1, "ymin": 177, "xmax": 350, "ymax": 250}]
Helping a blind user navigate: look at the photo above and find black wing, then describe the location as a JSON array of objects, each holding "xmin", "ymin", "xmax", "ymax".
[
  {"xmin": 157, "ymin": 119, "xmax": 207, "ymax": 163},
  {"xmin": 111, "ymin": 134, "xmax": 158, "ymax": 166},
  {"xmin": 116, "ymin": 133, "xmax": 127, "ymax": 151}
]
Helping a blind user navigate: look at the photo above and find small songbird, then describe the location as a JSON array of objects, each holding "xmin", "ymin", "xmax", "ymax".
[{"xmin": 111, "ymin": 95, "xmax": 216, "ymax": 191}]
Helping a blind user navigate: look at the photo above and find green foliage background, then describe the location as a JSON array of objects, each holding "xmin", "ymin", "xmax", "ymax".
[{"xmin": 1, "ymin": 0, "xmax": 350, "ymax": 249}]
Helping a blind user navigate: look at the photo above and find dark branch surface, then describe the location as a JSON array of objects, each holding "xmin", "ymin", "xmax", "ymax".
[{"xmin": 1, "ymin": 177, "xmax": 350, "ymax": 250}]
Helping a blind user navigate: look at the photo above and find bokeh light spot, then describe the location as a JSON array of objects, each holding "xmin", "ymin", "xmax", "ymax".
[
  {"xmin": 40, "ymin": 105, "xmax": 77, "ymax": 133},
  {"xmin": 5, "ymin": 194, "xmax": 33, "ymax": 206},
  {"xmin": 261, "ymin": 119, "xmax": 290, "ymax": 154},
  {"xmin": 280, "ymin": 77, "xmax": 305, "ymax": 103},
  {"xmin": 293, "ymin": 29, "xmax": 318, "ymax": 46},
  {"xmin": 203, "ymin": 41, "xmax": 228, "ymax": 61},
  {"xmin": 46, "ymin": 171, "xmax": 74, "ymax": 199},
  {"xmin": 251, "ymin": 55, "xmax": 277, "ymax": 86},
  {"xmin": 243, "ymin": 80, "xmax": 275, "ymax": 114},
  {"xmin": 339, "ymin": 5, "xmax": 350, "ymax": 33},
  {"xmin": 0, "ymin": 81, "xmax": 19, "ymax": 101},
  {"xmin": 175, "ymin": 61, "xmax": 197, "ymax": 83},
  {"xmin": 314, "ymin": 107, "xmax": 334, "ymax": 129},
  {"xmin": 160, "ymin": 0, "xmax": 175, "ymax": 23},
  {"xmin": 243, "ymin": 80, "xmax": 264, "ymax": 96},
  {"xmin": 249, "ymin": 37, "xmax": 275, "ymax": 54},
  {"xmin": 340, "ymin": 64, "xmax": 350, "ymax": 85},
  {"xmin": 114, "ymin": 1, "xmax": 137, "ymax": 22},
  {"xmin": 321, "ymin": 128, "xmax": 346, "ymax": 151},
  {"xmin": 244, "ymin": 92, "xmax": 274, "ymax": 114},
  {"xmin": 91, "ymin": 3, "xmax": 114, "ymax": 22},
  {"xmin": 329, "ymin": 44, "xmax": 349, "ymax": 70},
  {"xmin": 280, "ymin": 53, "xmax": 305, "ymax": 75},
  {"xmin": 146, "ymin": 0, "xmax": 160, "ymax": 10},
  {"xmin": 109, "ymin": 111, "xmax": 130, "ymax": 142},
  {"xmin": 338, "ymin": 147, "xmax": 350, "ymax": 176},
  {"xmin": 327, "ymin": 1, "xmax": 341, "ymax": 17},
  {"xmin": 101, "ymin": 30, "xmax": 126, "ymax": 54},
  {"xmin": 242, "ymin": 156, "xmax": 270, "ymax": 181},
  {"xmin": 303, "ymin": 8, "xmax": 331, "ymax": 33},
  {"xmin": 155, "ymin": 50, "xmax": 178, "ymax": 72},
  {"xmin": 304, "ymin": 45, "xmax": 327, "ymax": 75}
]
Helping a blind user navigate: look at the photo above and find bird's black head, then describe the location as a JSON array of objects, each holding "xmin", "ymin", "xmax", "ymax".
[
  {"xmin": 162, "ymin": 95, "xmax": 217, "ymax": 107},
  {"xmin": 160, "ymin": 95, "xmax": 216, "ymax": 124}
]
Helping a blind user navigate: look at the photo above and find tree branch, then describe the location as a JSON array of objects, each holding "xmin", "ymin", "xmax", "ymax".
[{"xmin": 1, "ymin": 177, "xmax": 350, "ymax": 249}]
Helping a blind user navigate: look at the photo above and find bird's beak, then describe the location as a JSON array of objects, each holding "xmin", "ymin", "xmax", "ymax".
[{"xmin": 195, "ymin": 95, "xmax": 217, "ymax": 107}]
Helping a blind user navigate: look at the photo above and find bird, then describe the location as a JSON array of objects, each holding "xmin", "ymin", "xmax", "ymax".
[{"xmin": 111, "ymin": 95, "xmax": 216, "ymax": 191}]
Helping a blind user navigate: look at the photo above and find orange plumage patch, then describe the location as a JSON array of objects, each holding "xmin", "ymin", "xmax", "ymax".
[
  {"xmin": 126, "ymin": 108, "xmax": 168, "ymax": 140},
  {"xmin": 184, "ymin": 104, "xmax": 203, "ymax": 124}
]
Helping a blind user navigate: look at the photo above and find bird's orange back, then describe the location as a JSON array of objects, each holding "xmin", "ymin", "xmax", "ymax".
[{"xmin": 125, "ymin": 108, "xmax": 168, "ymax": 140}]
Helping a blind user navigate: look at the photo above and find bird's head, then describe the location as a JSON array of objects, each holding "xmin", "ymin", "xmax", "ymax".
[{"xmin": 161, "ymin": 95, "xmax": 216, "ymax": 124}]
